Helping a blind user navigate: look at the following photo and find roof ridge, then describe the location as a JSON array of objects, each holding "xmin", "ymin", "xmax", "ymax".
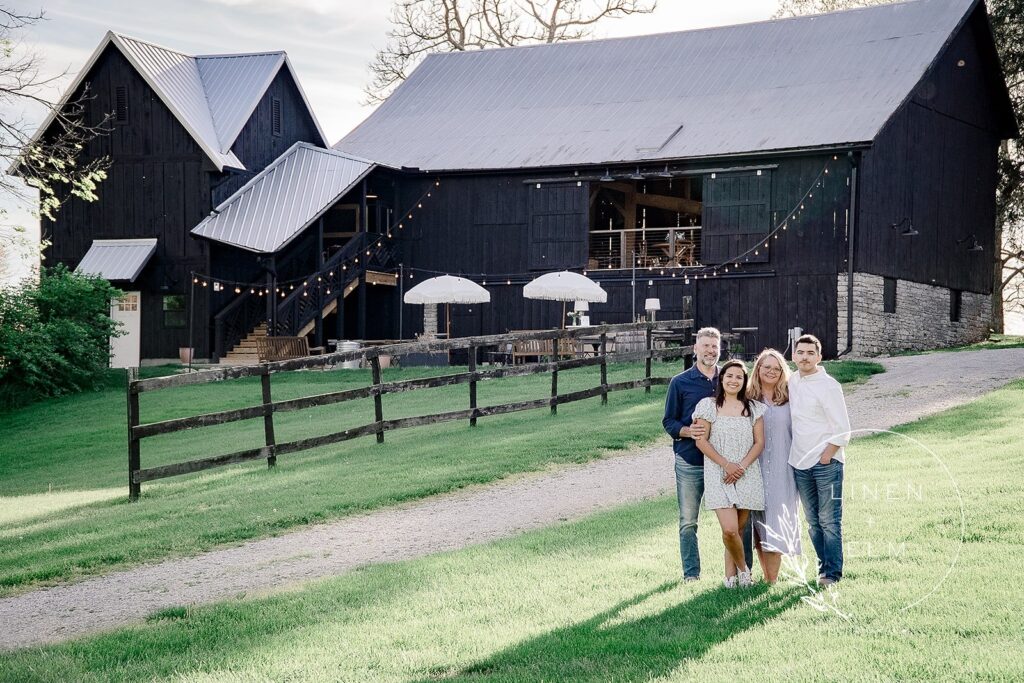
[
  {"xmin": 111, "ymin": 31, "xmax": 195, "ymax": 58},
  {"xmin": 195, "ymin": 51, "xmax": 287, "ymax": 59},
  {"xmin": 419, "ymin": 0, "xmax": 961, "ymax": 61},
  {"xmin": 209, "ymin": 141, "xmax": 309, "ymax": 214}
]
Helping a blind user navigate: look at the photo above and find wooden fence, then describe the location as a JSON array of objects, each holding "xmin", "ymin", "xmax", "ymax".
[{"xmin": 126, "ymin": 320, "xmax": 693, "ymax": 500}]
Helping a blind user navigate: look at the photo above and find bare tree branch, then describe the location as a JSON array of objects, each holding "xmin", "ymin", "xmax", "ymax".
[{"xmin": 364, "ymin": 0, "xmax": 656, "ymax": 104}]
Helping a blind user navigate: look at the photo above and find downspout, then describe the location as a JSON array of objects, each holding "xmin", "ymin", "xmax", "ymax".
[{"xmin": 838, "ymin": 151, "xmax": 859, "ymax": 358}]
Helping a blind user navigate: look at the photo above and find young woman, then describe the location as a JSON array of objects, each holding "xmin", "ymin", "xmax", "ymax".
[
  {"xmin": 691, "ymin": 360, "xmax": 765, "ymax": 588},
  {"xmin": 749, "ymin": 349, "xmax": 802, "ymax": 583}
]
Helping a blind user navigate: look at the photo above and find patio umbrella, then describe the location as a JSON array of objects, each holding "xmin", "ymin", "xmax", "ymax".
[
  {"xmin": 523, "ymin": 271, "xmax": 607, "ymax": 328},
  {"xmin": 404, "ymin": 275, "xmax": 490, "ymax": 338}
]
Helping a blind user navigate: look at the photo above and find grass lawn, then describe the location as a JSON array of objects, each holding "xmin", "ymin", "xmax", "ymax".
[
  {"xmin": 0, "ymin": 378, "xmax": 1020, "ymax": 682},
  {"xmin": 0, "ymin": 359, "xmax": 881, "ymax": 596},
  {"xmin": 893, "ymin": 333, "xmax": 1024, "ymax": 355}
]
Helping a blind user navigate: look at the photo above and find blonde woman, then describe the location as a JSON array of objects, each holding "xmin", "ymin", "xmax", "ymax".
[{"xmin": 749, "ymin": 348, "xmax": 802, "ymax": 583}]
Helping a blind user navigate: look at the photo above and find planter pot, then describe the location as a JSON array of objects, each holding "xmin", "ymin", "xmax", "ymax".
[
  {"xmin": 179, "ymin": 347, "xmax": 194, "ymax": 365},
  {"xmin": 378, "ymin": 354, "xmax": 392, "ymax": 369}
]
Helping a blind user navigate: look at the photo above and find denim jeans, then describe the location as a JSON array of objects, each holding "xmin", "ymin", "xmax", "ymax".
[
  {"xmin": 674, "ymin": 457, "xmax": 753, "ymax": 579},
  {"xmin": 793, "ymin": 460, "xmax": 844, "ymax": 582}
]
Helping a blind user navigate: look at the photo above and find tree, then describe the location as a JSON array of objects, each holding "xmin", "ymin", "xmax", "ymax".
[
  {"xmin": 777, "ymin": 0, "xmax": 1024, "ymax": 333},
  {"xmin": 364, "ymin": 0, "xmax": 657, "ymax": 104},
  {"xmin": 0, "ymin": 8, "xmax": 110, "ymax": 227}
]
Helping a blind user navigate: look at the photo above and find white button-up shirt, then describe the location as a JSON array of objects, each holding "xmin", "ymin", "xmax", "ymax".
[{"xmin": 788, "ymin": 366, "xmax": 852, "ymax": 470}]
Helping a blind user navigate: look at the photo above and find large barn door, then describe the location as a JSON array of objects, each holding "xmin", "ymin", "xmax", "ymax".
[
  {"xmin": 528, "ymin": 182, "xmax": 588, "ymax": 270},
  {"xmin": 701, "ymin": 171, "xmax": 771, "ymax": 265}
]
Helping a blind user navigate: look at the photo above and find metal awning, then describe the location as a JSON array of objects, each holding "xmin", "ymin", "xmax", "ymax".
[{"xmin": 75, "ymin": 238, "xmax": 158, "ymax": 282}]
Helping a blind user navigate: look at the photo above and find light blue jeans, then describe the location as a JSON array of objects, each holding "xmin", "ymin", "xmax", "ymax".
[
  {"xmin": 675, "ymin": 457, "xmax": 754, "ymax": 579},
  {"xmin": 793, "ymin": 460, "xmax": 844, "ymax": 582},
  {"xmin": 674, "ymin": 458, "xmax": 705, "ymax": 579}
]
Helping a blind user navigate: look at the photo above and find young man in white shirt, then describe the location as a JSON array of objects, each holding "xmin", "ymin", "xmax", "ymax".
[{"xmin": 788, "ymin": 334, "xmax": 851, "ymax": 586}]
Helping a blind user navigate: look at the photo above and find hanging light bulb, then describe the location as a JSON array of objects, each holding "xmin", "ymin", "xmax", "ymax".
[{"xmin": 234, "ymin": 286, "xmax": 241, "ymax": 294}]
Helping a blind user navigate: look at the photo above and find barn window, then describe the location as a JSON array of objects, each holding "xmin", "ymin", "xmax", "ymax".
[
  {"xmin": 950, "ymin": 289, "xmax": 962, "ymax": 322},
  {"xmin": 162, "ymin": 295, "xmax": 186, "ymax": 328},
  {"xmin": 883, "ymin": 277, "xmax": 897, "ymax": 313},
  {"xmin": 115, "ymin": 85, "xmax": 128, "ymax": 123},
  {"xmin": 271, "ymin": 97, "xmax": 282, "ymax": 136}
]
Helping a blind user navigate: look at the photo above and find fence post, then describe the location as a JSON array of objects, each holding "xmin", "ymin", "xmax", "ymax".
[
  {"xmin": 645, "ymin": 322, "xmax": 653, "ymax": 394},
  {"xmin": 370, "ymin": 353, "xmax": 385, "ymax": 443},
  {"xmin": 126, "ymin": 367, "xmax": 141, "ymax": 501},
  {"xmin": 261, "ymin": 366, "xmax": 277, "ymax": 468},
  {"xmin": 552, "ymin": 335, "xmax": 561, "ymax": 417},
  {"xmin": 600, "ymin": 332, "xmax": 608, "ymax": 406},
  {"xmin": 468, "ymin": 343, "xmax": 478, "ymax": 427}
]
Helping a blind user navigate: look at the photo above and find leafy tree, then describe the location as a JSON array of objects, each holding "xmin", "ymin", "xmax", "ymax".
[
  {"xmin": 0, "ymin": 7, "xmax": 110, "ymax": 270},
  {"xmin": 0, "ymin": 265, "xmax": 121, "ymax": 409},
  {"xmin": 776, "ymin": 0, "xmax": 1024, "ymax": 332},
  {"xmin": 365, "ymin": 0, "xmax": 657, "ymax": 104}
]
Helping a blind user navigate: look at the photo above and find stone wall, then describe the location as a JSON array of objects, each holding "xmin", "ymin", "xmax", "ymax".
[{"xmin": 837, "ymin": 272, "xmax": 991, "ymax": 355}]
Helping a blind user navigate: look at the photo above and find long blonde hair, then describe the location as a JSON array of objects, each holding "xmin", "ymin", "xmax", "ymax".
[{"xmin": 749, "ymin": 348, "xmax": 791, "ymax": 406}]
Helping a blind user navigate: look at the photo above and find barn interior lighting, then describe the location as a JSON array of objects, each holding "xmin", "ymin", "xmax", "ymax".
[
  {"xmin": 655, "ymin": 165, "xmax": 672, "ymax": 178},
  {"xmin": 629, "ymin": 167, "xmax": 644, "ymax": 180},
  {"xmin": 600, "ymin": 168, "xmax": 614, "ymax": 182}
]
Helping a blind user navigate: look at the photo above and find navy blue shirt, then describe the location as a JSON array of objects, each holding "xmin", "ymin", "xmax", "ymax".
[{"xmin": 663, "ymin": 364, "xmax": 719, "ymax": 466}]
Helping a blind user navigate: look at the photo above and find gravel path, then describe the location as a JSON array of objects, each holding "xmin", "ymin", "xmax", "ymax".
[{"xmin": 2, "ymin": 348, "xmax": 1023, "ymax": 651}]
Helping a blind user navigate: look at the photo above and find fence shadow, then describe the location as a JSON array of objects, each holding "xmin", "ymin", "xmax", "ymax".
[{"xmin": 419, "ymin": 581, "xmax": 802, "ymax": 682}]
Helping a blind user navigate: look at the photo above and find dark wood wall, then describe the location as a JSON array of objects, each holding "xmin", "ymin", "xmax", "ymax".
[
  {"xmin": 857, "ymin": 9, "xmax": 1006, "ymax": 295},
  {"xmin": 42, "ymin": 44, "xmax": 212, "ymax": 359},
  {"xmin": 388, "ymin": 156, "xmax": 848, "ymax": 356}
]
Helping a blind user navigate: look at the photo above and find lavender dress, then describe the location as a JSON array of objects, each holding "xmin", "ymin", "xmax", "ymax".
[{"xmin": 751, "ymin": 400, "xmax": 802, "ymax": 555}]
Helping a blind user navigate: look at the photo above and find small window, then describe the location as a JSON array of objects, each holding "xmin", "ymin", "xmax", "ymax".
[
  {"xmin": 116, "ymin": 293, "xmax": 139, "ymax": 312},
  {"xmin": 950, "ymin": 289, "xmax": 962, "ymax": 322},
  {"xmin": 162, "ymin": 295, "xmax": 186, "ymax": 328},
  {"xmin": 115, "ymin": 85, "xmax": 128, "ymax": 123},
  {"xmin": 271, "ymin": 97, "xmax": 282, "ymax": 136},
  {"xmin": 883, "ymin": 277, "xmax": 897, "ymax": 313}
]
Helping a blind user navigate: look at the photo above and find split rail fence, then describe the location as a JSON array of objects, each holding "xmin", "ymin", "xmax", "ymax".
[{"xmin": 126, "ymin": 319, "xmax": 693, "ymax": 500}]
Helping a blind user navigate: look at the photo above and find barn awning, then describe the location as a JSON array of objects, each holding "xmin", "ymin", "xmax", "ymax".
[{"xmin": 76, "ymin": 238, "xmax": 158, "ymax": 282}]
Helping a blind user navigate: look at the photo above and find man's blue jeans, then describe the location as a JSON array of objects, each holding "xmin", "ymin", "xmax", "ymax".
[
  {"xmin": 793, "ymin": 460, "xmax": 844, "ymax": 582},
  {"xmin": 674, "ymin": 457, "xmax": 753, "ymax": 579}
]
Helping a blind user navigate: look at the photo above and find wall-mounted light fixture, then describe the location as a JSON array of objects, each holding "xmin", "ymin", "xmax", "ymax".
[
  {"xmin": 889, "ymin": 217, "xmax": 918, "ymax": 236},
  {"xmin": 956, "ymin": 234, "xmax": 984, "ymax": 252}
]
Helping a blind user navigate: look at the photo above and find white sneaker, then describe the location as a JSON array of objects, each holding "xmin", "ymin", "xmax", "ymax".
[
  {"xmin": 723, "ymin": 576, "xmax": 737, "ymax": 589},
  {"xmin": 737, "ymin": 569, "xmax": 753, "ymax": 587}
]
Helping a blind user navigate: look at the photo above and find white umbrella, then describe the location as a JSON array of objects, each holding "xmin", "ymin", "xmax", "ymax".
[
  {"xmin": 523, "ymin": 271, "xmax": 606, "ymax": 328},
  {"xmin": 404, "ymin": 275, "xmax": 490, "ymax": 338}
]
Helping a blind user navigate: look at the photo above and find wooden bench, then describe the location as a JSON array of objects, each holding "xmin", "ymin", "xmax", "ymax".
[
  {"xmin": 256, "ymin": 336, "xmax": 325, "ymax": 363},
  {"xmin": 511, "ymin": 337, "xmax": 574, "ymax": 364}
]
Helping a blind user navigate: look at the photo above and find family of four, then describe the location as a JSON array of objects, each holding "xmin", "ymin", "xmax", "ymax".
[{"xmin": 663, "ymin": 327, "xmax": 852, "ymax": 588}]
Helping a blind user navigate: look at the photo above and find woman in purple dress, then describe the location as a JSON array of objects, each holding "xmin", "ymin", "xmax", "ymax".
[{"xmin": 749, "ymin": 348, "xmax": 802, "ymax": 583}]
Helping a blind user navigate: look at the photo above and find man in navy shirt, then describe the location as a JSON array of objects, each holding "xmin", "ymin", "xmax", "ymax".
[{"xmin": 663, "ymin": 327, "xmax": 752, "ymax": 581}]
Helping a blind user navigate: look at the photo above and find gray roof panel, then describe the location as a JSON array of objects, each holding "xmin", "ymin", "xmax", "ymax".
[
  {"xmin": 191, "ymin": 143, "xmax": 376, "ymax": 253},
  {"xmin": 76, "ymin": 238, "xmax": 158, "ymax": 282},
  {"xmin": 335, "ymin": 0, "xmax": 979, "ymax": 170},
  {"xmin": 196, "ymin": 52, "xmax": 287, "ymax": 151}
]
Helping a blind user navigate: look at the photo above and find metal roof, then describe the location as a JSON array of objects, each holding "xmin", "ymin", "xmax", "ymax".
[
  {"xmin": 76, "ymin": 238, "xmax": 158, "ymax": 282},
  {"xmin": 336, "ymin": 0, "xmax": 983, "ymax": 171},
  {"xmin": 191, "ymin": 143, "xmax": 376, "ymax": 253},
  {"xmin": 15, "ymin": 32, "xmax": 327, "ymax": 173}
]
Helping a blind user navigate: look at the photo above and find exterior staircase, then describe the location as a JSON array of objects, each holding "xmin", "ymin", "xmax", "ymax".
[{"xmin": 220, "ymin": 323, "xmax": 267, "ymax": 365}]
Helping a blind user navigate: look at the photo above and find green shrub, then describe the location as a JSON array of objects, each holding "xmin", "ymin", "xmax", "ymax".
[{"xmin": 0, "ymin": 265, "xmax": 122, "ymax": 409}]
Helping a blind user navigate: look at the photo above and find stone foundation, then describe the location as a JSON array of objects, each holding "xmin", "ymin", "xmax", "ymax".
[{"xmin": 837, "ymin": 272, "xmax": 991, "ymax": 355}]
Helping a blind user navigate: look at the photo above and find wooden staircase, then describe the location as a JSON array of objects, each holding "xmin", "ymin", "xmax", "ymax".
[{"xmin": 220, "ymin": 322, "xmax": 267, "ymax": 365}]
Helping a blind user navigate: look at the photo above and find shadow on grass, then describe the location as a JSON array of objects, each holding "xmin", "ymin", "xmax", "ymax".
[{"xmin": 420, "ymin": 582, "xmax": 802, "ymax": 682}]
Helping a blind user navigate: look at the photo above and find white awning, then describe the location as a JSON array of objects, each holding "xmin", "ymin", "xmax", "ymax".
[{"xmin": 76, "ymin": 238, "xmax": 158, "ymax": 282}]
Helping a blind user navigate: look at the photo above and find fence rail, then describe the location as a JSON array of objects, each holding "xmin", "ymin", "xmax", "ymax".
[{"xmin": 126, "ymin": 320, "xmax": 693, "ymax": 500}]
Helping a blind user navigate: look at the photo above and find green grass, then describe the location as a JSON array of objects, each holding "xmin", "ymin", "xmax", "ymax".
[
  {"xmin": 893, "ymin": 333, "xmax": 1024, "ymax": 355},
  {"xmin": 1, "ymin": 379, "xmax": 1021, "ymax": 681},
  {"xmin": 0, "ymin": 360, "xmax": 880, "ymax": 596}
]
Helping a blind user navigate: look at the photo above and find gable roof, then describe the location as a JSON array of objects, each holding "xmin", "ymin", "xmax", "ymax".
[
  {"xmin": 191, "ymin": 142, "xmax": 377, "ymax": 253},
  {"xmin": 19, "ymin": 31, "xmax": 327, "ymax": 172},
  {"xmin": 335, "ymin": 0, "xmax": 1004, "ymax": 172}
]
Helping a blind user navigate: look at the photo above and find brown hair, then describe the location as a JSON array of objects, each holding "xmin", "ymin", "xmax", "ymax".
[
  {"xmin": 749, "ymin": 348, "xmax": 791, "ymax": 406},
  {"xmin": 715, "ymin": 359, "xmax": 754, "ymax": 417},
  {"xmin": 795, "ymin": 334, "xmax": 822, "ymax": 355}
]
